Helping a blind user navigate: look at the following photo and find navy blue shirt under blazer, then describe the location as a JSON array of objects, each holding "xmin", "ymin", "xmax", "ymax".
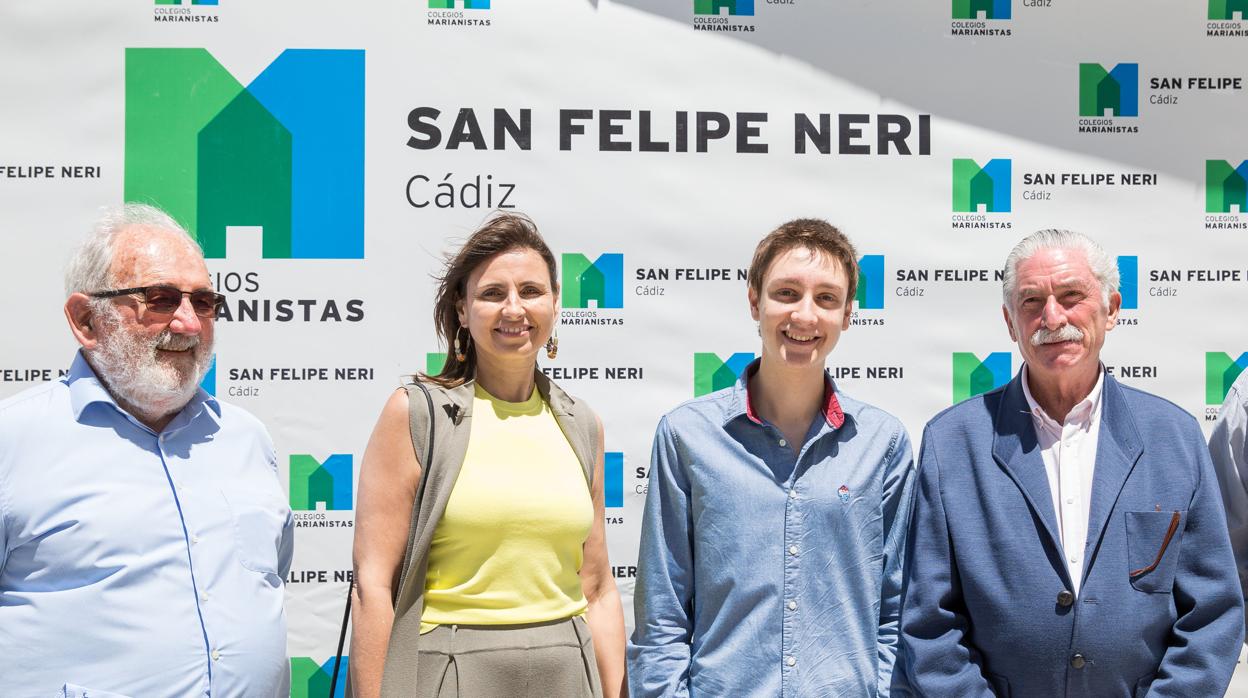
[{"xmin": 900, "ymin": 370, "xmax": 1243, "ymax": 698}]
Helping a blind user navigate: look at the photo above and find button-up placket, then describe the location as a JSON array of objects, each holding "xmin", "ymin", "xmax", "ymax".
[
  {"xmin": 776, "ymin": 420, "xmax": 837, "ymax": 696},
  {"xmin": 155, "ymin": 416, "xmax": 217, "ymax": 693}
]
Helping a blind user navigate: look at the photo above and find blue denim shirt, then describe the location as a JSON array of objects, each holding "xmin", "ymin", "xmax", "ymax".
[{"xmin": 628, "ymin": 364, "xmax": 915, "ymax": 697}]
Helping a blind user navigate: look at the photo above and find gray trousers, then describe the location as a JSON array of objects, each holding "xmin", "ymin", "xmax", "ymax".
[{"xmin": 415, "ymin": 617, "xmax": 603, "ymax": 698}]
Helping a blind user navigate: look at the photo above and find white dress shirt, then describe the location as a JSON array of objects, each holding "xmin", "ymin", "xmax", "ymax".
[
  {"xmin": 1210, "ymin": 370, "xmax": 1248, "ymax": 602},
  {"xmin": 1021, "ymin": 364, "xmax": 1105, "ymax": 596}
]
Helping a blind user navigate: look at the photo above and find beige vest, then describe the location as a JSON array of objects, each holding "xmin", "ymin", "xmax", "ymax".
[{"xmin": 375, "ymin": 372, "xmax": 600, "ymax": 696}]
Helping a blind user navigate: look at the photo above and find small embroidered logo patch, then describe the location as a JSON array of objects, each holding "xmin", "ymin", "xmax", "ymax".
[{"xmin": 838, "ymin": 485, "xmax": 850, "ymax": 503}]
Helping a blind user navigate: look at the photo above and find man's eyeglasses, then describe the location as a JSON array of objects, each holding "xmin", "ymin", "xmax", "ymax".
[{"xmin": 89, "ymin": 285, "xmax": 226, "ymax": 319}]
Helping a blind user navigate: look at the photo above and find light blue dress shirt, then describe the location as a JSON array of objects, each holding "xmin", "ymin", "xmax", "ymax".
[
  {"xmin": 628, "ymin": 363, "xmax": 915, "ymax": 697},
  {"xmin": 0, "ymin": 352, "xmax": 294, "ymax": 698}
]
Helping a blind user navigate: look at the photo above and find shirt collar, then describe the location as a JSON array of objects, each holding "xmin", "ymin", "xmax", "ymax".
[
  {"xmin": 1020, "ymin": 362, "xmax": 1104, "ymax": 430},
  {"xmin": 66, "ymin": 350, "xmax": 220, "ymax": 431},
  {"xmin": 731, "ymin": 358, "xmax": 846, "ymax": 429}
]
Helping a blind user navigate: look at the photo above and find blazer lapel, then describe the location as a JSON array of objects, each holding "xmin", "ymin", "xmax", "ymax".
[
  {"xmin": 1083, "ymin": 375, "xmax": 1144, "ymax": 572},
  {"xmin": 992, "ymin": 373, "xmax": 1065, "ymax": 559}
]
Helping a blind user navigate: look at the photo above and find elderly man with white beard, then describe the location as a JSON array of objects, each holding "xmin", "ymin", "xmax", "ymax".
[{"xmin": 0, "ymin": 204, "xmax": 294, "ymax": 698}]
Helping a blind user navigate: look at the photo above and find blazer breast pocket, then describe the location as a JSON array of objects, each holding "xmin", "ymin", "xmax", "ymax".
[{"xmin": 1125, "ymin": 509, "xmax": 1185, "ymax": 593}]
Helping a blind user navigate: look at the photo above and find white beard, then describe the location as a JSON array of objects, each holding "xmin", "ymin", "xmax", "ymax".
[{"xmin": 87, "ymin": 302, "xmax": 215, "ymax": 419}]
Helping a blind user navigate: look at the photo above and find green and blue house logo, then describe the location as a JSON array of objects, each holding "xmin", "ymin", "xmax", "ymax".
[
  {"xmin": 289, "ymin": 454, "xmax": 353, "ymax": 511},
  {"xmin": 605, "ymin": 452, "xmax": 624, "ymax": 508},
  {"xmin": 694, "ymin": 352, "xmax": 755, "ymax": 397},
  {"xmin": 1116, "ymin": 256, "xmax": 1138, "ymax": 310},
  {"xmin": 695, "ymin": 0, "xmax": 754, "ymax": 15},
  {"xmin": 952, "ymin": 0, "xmax": 1010, "ymax": 19},
  {"xmin": 952, "ymin": 352, "xmax": 1011, "ymax": 402},
  {"xmin": 856, "ymin": 255, "xmax": 885, "ymax": 310},
  {"xmin": 156, "ymin": 0, "xmax": 218, "ymax": 4},
  {"xmin": 1079, "ymin": 63, "xmax": 1139, "ymax": 117},
  {"xmin": 1207, "ymin": 160, "xmax": 1248, "ymax": 213},
  {"xmin": 290, "ymin": 656, "xmax": 347, "ymax": 698},
  {"xmin": 125, "ymin": 48, "xmax": 364, "ymax": 259},
  {"xmin": 953, "ymin": 158, "xmax": 1011, "ymax": 213},
  {"xmin": 430, "ymin": 0, "xmax": 490, "ymax": 7},
  {"xmin": 1207, "ymin": 352, "xmax": 1248, "ymax": 404},
  {"xmin": 562, "ymin": 253, "xmax": 624, "ymax": 309},
  {"xmin": 1209, "ymin": 0, "xmax": 1248, "ymax": 19}
]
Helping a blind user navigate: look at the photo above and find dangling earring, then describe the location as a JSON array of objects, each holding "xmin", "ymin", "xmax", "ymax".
[
  {"xmin": 454, "ymin": 327, "xmax": 470, "ymax": 362},
  {"xmin": 545, "ymin": 328, "xmax": 559, "ymax": 360}
]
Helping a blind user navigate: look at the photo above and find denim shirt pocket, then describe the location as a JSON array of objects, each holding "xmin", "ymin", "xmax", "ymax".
[
  {"xmin": 1125, "ymin": 509, "xmax": 1186, "ymax": 593},
  {"xmin": 221, "ymin": 487, "xmax": 286, "ymax": 577}
]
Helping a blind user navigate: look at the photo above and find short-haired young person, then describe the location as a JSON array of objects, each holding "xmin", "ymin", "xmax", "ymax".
[{"xmin": 628, "ymin": 219, "xmax": 916, "ymax": 696}]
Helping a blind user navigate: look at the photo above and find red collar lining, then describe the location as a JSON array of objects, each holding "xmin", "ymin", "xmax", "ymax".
[{"xmin": 744, "ymin": 366, "xmax": 845, "ymax": 429}]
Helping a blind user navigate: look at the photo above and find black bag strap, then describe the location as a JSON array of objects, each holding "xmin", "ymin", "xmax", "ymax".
[{"xmin": 330, "ymin": 381, "xmax": 436, "ymax": 698}]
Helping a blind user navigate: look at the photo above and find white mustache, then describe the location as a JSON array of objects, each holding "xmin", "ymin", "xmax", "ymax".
[
  {"xmin": 157, "ymin": 332, "xmax": 200, "ymax": 351},
  {"xmin": 1030, "ymin": 325, "xmax": 1084, "ymax": 346}
]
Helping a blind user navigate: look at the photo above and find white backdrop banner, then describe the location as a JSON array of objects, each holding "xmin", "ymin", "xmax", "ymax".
[{"xmin": 3, "ymin": 0, "xmax": 1248, "ymax": 694}]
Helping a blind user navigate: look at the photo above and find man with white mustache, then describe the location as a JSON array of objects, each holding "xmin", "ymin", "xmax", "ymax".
[
  {"xmin": 901, "ymin": 229, "xmax": 1243, "ymax": 697},
  {"xmin": 0, "ymin": 204, "xmax": 294, "ymax": 698}
]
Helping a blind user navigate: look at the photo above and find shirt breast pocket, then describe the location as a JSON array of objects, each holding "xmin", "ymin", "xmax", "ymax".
[
  {"xmin": 221, "ymin": 487, "xmax": 287, "ymax": 578},
  {"xmin": 1125, "ymin": 509, "xmax": 1185, "ymax": 593}
]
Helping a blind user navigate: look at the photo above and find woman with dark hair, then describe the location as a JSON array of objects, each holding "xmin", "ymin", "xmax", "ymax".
[{"xmin": 349, "ymin": 213, "xmax": 626, "ymax": 698}]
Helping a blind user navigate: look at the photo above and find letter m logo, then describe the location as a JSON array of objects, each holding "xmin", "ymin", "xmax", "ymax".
[
  {"xmin": 562, "ymin": 253, "xmax": 624, "ymax": 309},
  {"xmin": 1206, "ymin": 352, "xmax": 1248, "ymax": 405},
  {"xmin": 694, "ymin": 352, "xmax": 755, "ymax": 397},
  {"xmin": 125, "ymin": 48, "xmax": 364, "ymax": 259},
  {"xmin": 289, "ymin": 656, "xmax": 347, "ymax": 698},
  {"xmin": 952, "ymin": 352, "xmax": 1011, "ymax": 403},
  {"xmin": 694, "ymin": 0, "xmax": 755, "ymax": 16},
  {"xmin": 289, "ymin": 454, "xmax": 354, "ymax": 511}
]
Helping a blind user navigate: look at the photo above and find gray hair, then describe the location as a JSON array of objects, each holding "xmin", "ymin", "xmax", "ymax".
[
  {"xmin": 1001, "ymin": 228, "xmax": 1119, "ymax": 308},
  {"xmin": 64, "ymin": 203, "xmax": 200, "ymax": 296}
]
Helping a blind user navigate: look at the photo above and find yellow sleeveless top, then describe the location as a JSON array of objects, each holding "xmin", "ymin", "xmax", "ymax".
[{"xmin": 420, "ymin": 384, "xmax": 593, "ymax": 632}]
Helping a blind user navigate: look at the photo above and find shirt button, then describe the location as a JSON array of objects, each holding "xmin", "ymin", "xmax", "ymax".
[
  {"xmin": 191, "ymin": 535, "xmax": 200, "ymax": 545},
  {"xmin": 788, "ymin": 545, "xmax": 798, "ymax": 556},
  {"xmin": 788, "ymin": 600, "xmax": 797, "ymax": 611},
  {"xmin": 200, "ymin": 592, "xmax": 209, "ymax": 603},
  {"xmin": 211, "ymin": 649, "xmax": 221, "ymax": 661},
  {"xmin": 1070, "ymin": 653, "xmax": 1086, "ymax": 669},
  {"xmin": 1066, "ymin": 498, "xmax": 1074, "ymax": 505},
  {"xmin": 785, "ymin": 656, "xmax": 796, "ymax": 667},
  {"xmin": 788, "ymin": 489, "xmax": 797, "ymax": 499},
  {"xmin": 778, "ymin": 438, "xmax": 788, "ymax": 447}
]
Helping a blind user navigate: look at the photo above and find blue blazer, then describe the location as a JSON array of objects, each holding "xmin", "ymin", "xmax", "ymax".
[{"xmin": 900, "ymin": 372, "xmax": 1243, "ymax": 697}]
